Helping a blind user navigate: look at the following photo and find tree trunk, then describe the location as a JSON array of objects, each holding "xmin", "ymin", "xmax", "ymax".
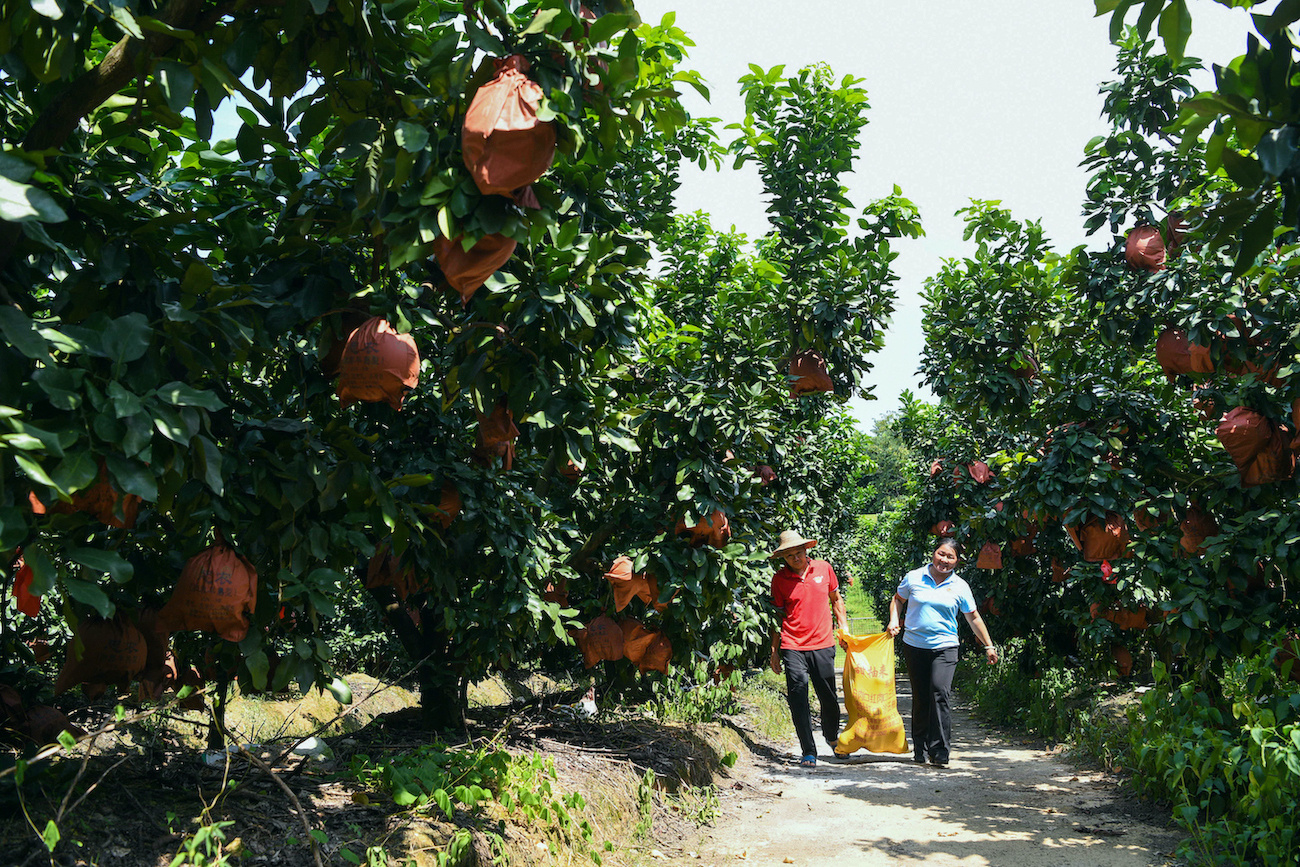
[
  {"xmin": 356, "ymin": 562, "xmax": 466, "ymax": 731},
  {"xmin": 418, "ymin": 660, "xmax": 466, "ymax": 732}
]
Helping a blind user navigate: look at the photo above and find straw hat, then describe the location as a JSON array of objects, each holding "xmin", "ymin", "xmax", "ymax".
[{"xmin": 769, "ymin": 530, "xmax": 817, "ymax": 559}]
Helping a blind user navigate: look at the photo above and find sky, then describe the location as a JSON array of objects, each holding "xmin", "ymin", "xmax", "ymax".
[{"xmin": 631, "ymin": 0, "xmax": 1261, "ymax": 430}]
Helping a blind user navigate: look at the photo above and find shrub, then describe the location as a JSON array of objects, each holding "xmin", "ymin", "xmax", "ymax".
[
  {"xmin": 961, "ymin": 638, "xmax": 1097, "ymax": 744},
  {"xmin": 1127, "ymin": 657, "xmax": 1300, "ymax": 867}
]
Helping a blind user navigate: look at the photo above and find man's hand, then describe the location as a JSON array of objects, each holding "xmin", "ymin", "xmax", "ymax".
[{"xmin": 769, "ymin": 647, "xmax": 782, "ymax": 675}]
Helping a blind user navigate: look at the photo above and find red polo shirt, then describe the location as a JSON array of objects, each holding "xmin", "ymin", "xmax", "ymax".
[{"xmin": 771, "ymin": 559, "xmax": 839, "ymax": 650}]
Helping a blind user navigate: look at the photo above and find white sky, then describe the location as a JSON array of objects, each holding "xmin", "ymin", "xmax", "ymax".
[{"xmin": 633, "ymin": 0, "xmax": 1261, "ymax": 429}]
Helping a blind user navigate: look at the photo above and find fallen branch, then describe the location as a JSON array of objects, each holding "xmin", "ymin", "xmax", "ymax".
[{"xmin": 230, "ymin": 744, "xmax": 325, "ymax": 867}]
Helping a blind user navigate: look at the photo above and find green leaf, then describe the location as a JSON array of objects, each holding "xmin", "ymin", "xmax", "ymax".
[
  {"xmin": 64, "ymin": 578, "xmax": 113, "ymax": 618},
  {"xmin": 157, "ymin": 381, "xmax": 225, "ymax": 411},
  {"xmin": 245, "ymin": 649, "xmax": 270, "ymax": 691},
  {"xmin": 51, "ymin": 451, "xmax": 99, "ymax": 496},
  {"xmin": 151, "ymin": 407, "xmax": 193, "ymax": 444},
  {"xmin": 38, "ymin": 326, "xmax": 82, "ymax": 355},
  {"xmin": 433, "ymin": 789, "xmax": 454, "ymax": 819},
  {"xmin": 571, "ymin": 296, "xmax": 597, "ymax": 327},
  {"xmin": 41, "ymin": 819, "xmax": 60, "ymax": 853},
  {"xmin": 237, "ymin": 123, "xmax": 262, "ymax": 162},
  {"xmin": 102, "ymin": 313, "xmax": 152, "ymax": 365},
  {"xmin": 521, "ymin": 8, "xmax": 563, "ymax": 34},
  {"xmin": 69, "ymin": 548, "xmax": 134, "ymax": 584},
  {"xmin": 32, "ymin": 367, "xmax": 84, "ymax": 410},
  {"xmin": 156, "ymin": 61, "xmax": 196, "ymax": 114},
  {"xmin": 0, "ymin": 152, "xmax": 35, "ymax": 183},
  {"xmin": 107, "ymin": 382, "xmax": 144, "ymax": 418},
  {"xmin": 588, "ymin": 13, "xmax": 633, "ymax": 44},
  {"xmin": 15, "ymin": 453, "xmax": 60, "ymax": 491},
  {"xmin": 1108, "ymin": 0, "xmax": 1137, "ymax": 40},
  {"xmin": 0, "ymin": 307, "xmax": 49, "ymax": 359},
  {"xmin": 1157, "ymin": 0, "xmax": 1191, "ymax": 61},
  {"xmin": 1233, "ymin": 209, "xmax": 1277, "ymax": 277},
  {"xmin": 31, "ymin": 0, "xmax": 63, "ymax": 19},
  {"xmin": 24, "ymin": 545, "xmax": 56, "ymax": 596},
  {"xmin": 137, "ymin": 15, "xmax": 196, "ymax": 38},
  {"xmin": 0, "ymin": 508, "xmax": 29, "ymax": 555},
  {"xmin": 104, "ymin": 454, "xmax": 158, "ymax": 501},
  {"xmin": 0, "ymin": 433, "xmax": 41, "ymax": 450},
  {"xmin": 9, "ymin": 421, "xmax": 66, "ymax": 460},
  {"xmin": 181, "ymin": 261, "xmax": 215, "ymax": 293},
  {"xmin": 109, "ymin": 4, "xmax": 143, "ymax": 37},
  {"xmin": 1221, "ymin": 149, "xmax": 1265, "ymax": 188},
  {"xmin": 465, "ymin": 19, "xmax": 509, "ymax": 56},
  {"xmin": 326, "ymin": 676, "xmax": 354, "ymax": 704},
  {"xmin": 194, "ymin": 435, "xmax": 224, "ymax": 496},
  {"xmin": 122, "ymin": 414, "xmax": 152, "ymax": 457},
  {"xmin": 395, "ymin": 121, "xmax": 429, "ymax": 154},
  {"xmin": 0, "ymin": 175, "xmax": 68, "ymax": 223}
]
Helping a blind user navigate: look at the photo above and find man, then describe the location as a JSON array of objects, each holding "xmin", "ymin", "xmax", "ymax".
[{"xmin": 769, "ymin": 529, "xmax": 849, "ymax": 767}]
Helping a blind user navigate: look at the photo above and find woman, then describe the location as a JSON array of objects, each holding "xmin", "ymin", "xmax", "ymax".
[{"xmin": 886, "ymin": 539, "xmax": 998, "ymax": 768}]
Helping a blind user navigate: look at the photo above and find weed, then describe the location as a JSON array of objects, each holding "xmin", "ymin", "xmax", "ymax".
[
  {"xmin": 649, "ymin": 662, "xmax": 741, "ymax": 725},
  {"xmin": 739, "ymin": 669, "xmax": 793, "ymax": 742},
  {"xmin": 344, "ymin": 743, "xmax": 599, "ymax": 863},
  {"xmin": 168, "ymin": 818, "xmax": 235, "ymax": 867},
  {"xmin": 338, "ymin": 845, "xmax": 407, "ymax": 867},
  {"xmin": 632, "ymin": 769, "xmax": 655, "ymax": 841},
  {"xmin": 667, "ymin": 783, "xmax": 719, "ymax": 826}
]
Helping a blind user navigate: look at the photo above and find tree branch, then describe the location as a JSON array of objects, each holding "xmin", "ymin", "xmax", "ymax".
[{"xmin": 22, "ymin": 0, "xmax": 223, "ymax": 152}]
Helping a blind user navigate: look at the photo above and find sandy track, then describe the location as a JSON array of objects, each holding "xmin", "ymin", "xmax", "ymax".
[{"xmin": 674, "ymin": 676, "xmax": 1181, "ymax": 866}]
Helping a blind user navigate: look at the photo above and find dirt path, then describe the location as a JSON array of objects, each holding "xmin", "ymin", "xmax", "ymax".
[{"xmin": 672, "ymin": 677, "xmax": 1182, "ymax": 866}]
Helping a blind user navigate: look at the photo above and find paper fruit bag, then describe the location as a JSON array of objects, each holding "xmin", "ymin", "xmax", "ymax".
[{"xmin": 835, "ymin": 631, "xmax": 908, "ymax": 754}]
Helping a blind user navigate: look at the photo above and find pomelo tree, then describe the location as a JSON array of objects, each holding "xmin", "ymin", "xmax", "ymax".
[
  {"xmin": 1, "ymin": 2, "xmax": 921, "ymax": 730},
  {"xmin": 912, "ymin": 25, "xmax": 1300, "ymax": 692}
]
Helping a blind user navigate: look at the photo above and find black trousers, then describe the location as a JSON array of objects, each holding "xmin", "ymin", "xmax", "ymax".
[
  {"xmin": 781, "ymin": 646, "xmax": 840, "ymax": 758},
  {"xmin": 903, "ymin": 643, "xmax": 958, "ymax": 763}
]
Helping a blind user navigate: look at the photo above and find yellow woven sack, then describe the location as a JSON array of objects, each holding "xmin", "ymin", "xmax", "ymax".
[{"xmin": 835, "ymin": 630, "xmax": 908, "ymax": 754}]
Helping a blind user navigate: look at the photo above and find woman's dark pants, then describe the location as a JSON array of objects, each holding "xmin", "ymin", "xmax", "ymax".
[
  {"xmin": 781, "ymin": 646, "xmax": 840, "ymax": 758},
  {"xmin": 903, "ymin": 643, "xmax": 958, "ymax": 763}
]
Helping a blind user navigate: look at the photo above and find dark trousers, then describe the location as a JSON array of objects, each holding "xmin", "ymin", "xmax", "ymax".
[
  {"xmin": 782, "ymin": 646, "xmax": 840, "ymax": 758},
  {"xmin": 903, "ymin": 643, "xmax": 958, "ymax": 763}
]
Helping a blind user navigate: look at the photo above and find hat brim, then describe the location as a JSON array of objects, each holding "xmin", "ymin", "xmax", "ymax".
[{"xmin": 769, "ymin": 539, "xmax": 817, "ymax": 559}]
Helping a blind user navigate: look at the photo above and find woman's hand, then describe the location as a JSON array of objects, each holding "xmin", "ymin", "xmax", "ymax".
[
  {"xmin": 886, "ymin": 621, "xmax": 900, "ymax": 637},
  {"xmin": 984, "ymin": 644, "xmax": 999, "ymax": 665}
]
